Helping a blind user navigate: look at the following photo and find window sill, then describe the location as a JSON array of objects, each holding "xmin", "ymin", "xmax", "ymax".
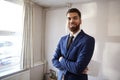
[{"xmin": 0, "ymin": 65, "xmax": 26, "ymax": 79}]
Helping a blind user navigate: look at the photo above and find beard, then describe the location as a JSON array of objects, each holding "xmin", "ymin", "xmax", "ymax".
[{"xmin": 68, "ymin": 23, "xmax": 80, "ymax": 33}]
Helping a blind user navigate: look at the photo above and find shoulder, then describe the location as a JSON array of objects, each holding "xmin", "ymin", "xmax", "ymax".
[
  {"xmin": 81, "ymin": 30, "xmax": 95, "ymax": 43},
  {"xmin": 85, "ymin": 33, "xmax": 95, "ymax": 41},
  {"xmin": 58, "ymin": 35, "xmax": 68, "ymax": 43},
  {"xmin": 60, "ymin": 35, "xmax": 68, "ymax": 40}
]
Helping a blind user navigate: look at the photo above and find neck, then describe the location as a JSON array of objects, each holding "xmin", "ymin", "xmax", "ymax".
[
  {"xmin": 70, "ymin": 29, "xmax": 81, "ymax": 37},
  {"xmin": 70, "ymin": 29, "xmax": 79, "ymax": 35}
]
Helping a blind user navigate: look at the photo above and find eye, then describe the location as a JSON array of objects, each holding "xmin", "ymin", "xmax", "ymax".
[
  {"xmin": 67, "ymin": 17, "xmax": 71, "ymax": 21},
  {"xmin": 73, "ymin": 16, "xmax": 78, "ymax": 20}
]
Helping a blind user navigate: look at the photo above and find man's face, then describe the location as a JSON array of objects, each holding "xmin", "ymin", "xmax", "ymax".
[{"xmin": 67, "ymin": 12, "xmax": 81, "ymax": 34}]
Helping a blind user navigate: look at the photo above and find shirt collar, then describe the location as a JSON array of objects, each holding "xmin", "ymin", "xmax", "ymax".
[{"xmin": 70, "ymin": 29, "xmax": 81, "ymax": 38}]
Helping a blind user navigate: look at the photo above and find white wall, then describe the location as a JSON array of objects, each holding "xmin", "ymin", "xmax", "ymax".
[
  {"xmin": 45, "ymin": 8, "xmax": 68, "ymax": 71},
  {"xmin": 45, "ymin": 0, "xmax": 120, "ymax": 80}
]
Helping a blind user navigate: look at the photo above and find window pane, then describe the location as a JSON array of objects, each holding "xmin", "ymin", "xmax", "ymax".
[{"xmin": 0, "ymin": 0, "xmax": 23, "ymax": 77}]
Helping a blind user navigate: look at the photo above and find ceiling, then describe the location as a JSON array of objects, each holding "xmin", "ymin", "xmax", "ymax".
[
  {"xmin": 31, "ymin": 0, "xmax": 96, "ymax": 8},
  {"xmin": 5, "ymin": 0, "xmax": 115, "ymax": 8}
]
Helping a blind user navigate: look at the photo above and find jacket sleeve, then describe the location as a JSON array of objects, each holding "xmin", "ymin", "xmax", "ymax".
[
  {"xmin": 60, "ymin": 37, "xmax": 95, "ymax": 75},
  {"xmin": 52, "ymin": 38, "xmax": 65, "ymax": 70}
]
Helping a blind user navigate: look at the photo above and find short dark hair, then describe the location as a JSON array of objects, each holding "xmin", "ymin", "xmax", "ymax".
[{"xmin": 66, "ymin": 8, "xmax": 81, "ymax": 18}]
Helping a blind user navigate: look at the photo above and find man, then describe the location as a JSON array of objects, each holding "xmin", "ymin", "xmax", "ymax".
[{"xmin": 52, "ymin": 8, "xmax": 95, "ymax": 80}]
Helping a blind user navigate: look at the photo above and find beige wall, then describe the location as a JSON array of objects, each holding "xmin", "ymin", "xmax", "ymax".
[{"xmin": 45, "ymin": 0, "xmax": 120, "ymax": 80}]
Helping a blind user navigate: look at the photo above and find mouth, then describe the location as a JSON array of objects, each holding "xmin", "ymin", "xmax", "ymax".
[{"xmin": 70, "ymin": 24, "xmax": 76, "ymax": 27}]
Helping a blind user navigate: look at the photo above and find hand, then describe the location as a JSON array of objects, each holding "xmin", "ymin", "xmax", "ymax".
[
  {"xmin": 82, "ymin": 67, "xmax": 88, "ymax": 74},
  {"xmin": 58, "ymin": 57, "xmax": 65, "ymax": 70},
  {"xmin": 59, "ymin": 57, "xmax": 63, "ymax": 61}
]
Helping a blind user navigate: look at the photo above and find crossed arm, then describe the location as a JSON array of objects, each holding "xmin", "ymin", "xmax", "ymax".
[
  {"xmin": 59, "ymin": 57, "xmax": 88, "ymax": 74},
  {"xmin": 52, "ymin": 37, "xmax": 95, "ymax": 75}
]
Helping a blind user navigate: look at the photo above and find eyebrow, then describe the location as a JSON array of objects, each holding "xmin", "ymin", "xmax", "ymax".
[{"xmin": 67, "ymin": 16, "xmax": 78, "ymax": 19}]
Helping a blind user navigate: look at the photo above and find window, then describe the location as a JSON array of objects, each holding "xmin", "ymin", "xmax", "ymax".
[{"xmin": 0, "ymin": 0, "xmax": 23, "ymax": 77}]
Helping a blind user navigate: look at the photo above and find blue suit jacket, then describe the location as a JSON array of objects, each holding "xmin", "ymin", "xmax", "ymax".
[{"xmin": 52, "ymin": 30, "xmax": 95, "ymax": 80}]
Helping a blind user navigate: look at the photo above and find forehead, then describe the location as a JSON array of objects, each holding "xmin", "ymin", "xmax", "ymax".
[{"xmin": 67, "ymin": 12, "xmax": 79, "ymax": 18}]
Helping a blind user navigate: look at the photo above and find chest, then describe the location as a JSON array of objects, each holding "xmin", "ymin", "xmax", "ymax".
[{"xmin": 61, "ymin": 41, "xmax": 83, "ymax": 61}]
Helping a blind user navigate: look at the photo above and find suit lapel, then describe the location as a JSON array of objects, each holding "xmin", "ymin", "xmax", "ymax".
[
  {"xmin": 72, "ymin": 30, "xmax": 84, "ymax": 46},
  {"xmin": 66, "ymin": 35, "xmax": 69, "ymax": 51},
  {"xmin": 63, "ymin": 35, "xmax": 69, "ymax": 55},
  {"xmin": 66, "ymin": 30, "xmax": 85, "ymax": 58}
]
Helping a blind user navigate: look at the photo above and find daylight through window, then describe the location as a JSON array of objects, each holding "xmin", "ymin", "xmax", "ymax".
[{"xmin": 0, "ymin": 0, "xmax": 23, "ymax": 77}]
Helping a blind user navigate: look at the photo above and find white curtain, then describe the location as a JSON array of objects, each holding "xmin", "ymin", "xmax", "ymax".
[{"xmin": 21, "ymin": 0, "xmax": 34, "ymax": 69}]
